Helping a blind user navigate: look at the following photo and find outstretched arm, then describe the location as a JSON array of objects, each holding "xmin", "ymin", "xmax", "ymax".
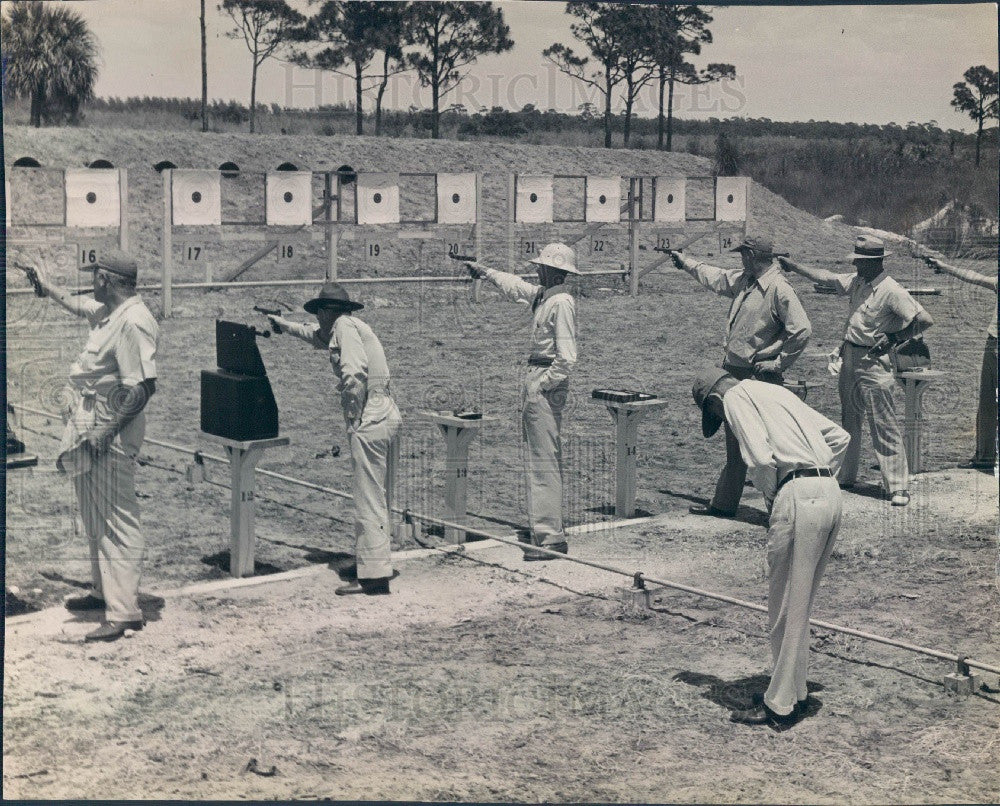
[
  {"xmin": 480, "ymin": 267, "xmax": 541, "ymax": 305},
  {"xmin": 669, "ymin": 251, "xmax": 741, "ymax": 298},
  {"xmin": 777, "ymin": 256, "xmax": 846, "ymax": 290},
  {"xmin": 16, "ymin": 258, "xmax": 102, "ymax": 319},
  {"xmin": 923, "ymin": 256, "xmax": 998, "ymax": 292}
]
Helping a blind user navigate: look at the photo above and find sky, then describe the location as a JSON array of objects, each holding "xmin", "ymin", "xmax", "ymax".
[{"xmin": 13, "ymin": 1, "xmax": 999, "ymax": 131}]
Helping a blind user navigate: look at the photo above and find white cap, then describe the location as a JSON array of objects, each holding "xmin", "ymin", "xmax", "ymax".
[{"xmin": 529, "ymin": 242, "xmax": 580, "ymax": 274}]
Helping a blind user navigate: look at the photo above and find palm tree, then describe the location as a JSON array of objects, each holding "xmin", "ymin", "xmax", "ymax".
[{"xmin": 1, "ymin": 1, "xmax": 100, "ymax": 127}]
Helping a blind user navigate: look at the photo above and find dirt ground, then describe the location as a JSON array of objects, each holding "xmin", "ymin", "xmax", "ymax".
[{"xmin": 4, "ymin": 467, "xmax": 999, "ymax": 802}]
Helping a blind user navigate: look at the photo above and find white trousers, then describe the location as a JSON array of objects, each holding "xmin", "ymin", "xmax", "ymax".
[
  {"xmin": 72, "ymin": 448, "xmax": 145, "ymax": 622},
  {"xmin": 521, "ymin": 370, "xmax": 568, "ymax": 546},
  {"xmin": 349, "ymin": 396, "xmax": 402, "ymax": 580},
  {"xmin": 764, "ymin": 475, "xmax": 842, "ymax": 716}
]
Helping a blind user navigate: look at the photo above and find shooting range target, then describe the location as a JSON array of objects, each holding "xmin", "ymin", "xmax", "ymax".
[
  {"xmin": 715, "ymin": 176, "xmax": 749, "ymax": 222},
  {"xmin": 171, "ymin": 170, "xmax": 221, "ymax": 226},
  {"xmin": 654, "ymin": 178, "xmax": 686, "ymax": 223},
  {"xmin": 64, "ymin": 169, "xmax": 120, "ymax": 227},
  {"xmin": 515, "ymin": 175, "xmax": 554, "ymax": 223},
  {"xmin": 585, "ymin": 176, "xmax": 621, "ymax": 223},
  {"xmin": 356, "ymin": 173, "xmax": 400, "ymax": 224},
  {"xmin": 436, "ymin": 173, "xmax": 477, "ymax": 224},
  {"xmin": 266, "ymin": 171, "xmax": 313, "ymax": 226}
]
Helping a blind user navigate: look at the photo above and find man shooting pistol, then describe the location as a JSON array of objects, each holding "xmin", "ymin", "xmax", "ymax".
[{"xmin": 253, "ymin": 305, "xmax": 283, "ymax": 334}]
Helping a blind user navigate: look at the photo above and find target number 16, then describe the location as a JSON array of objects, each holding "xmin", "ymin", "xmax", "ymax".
[{"xmin": 79, "ymin": 248, "xmax": 99, "ymax": 269}]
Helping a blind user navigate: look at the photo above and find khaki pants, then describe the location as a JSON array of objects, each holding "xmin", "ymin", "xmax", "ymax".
[
  {"xmin": 349, "ymin": 396, "xmax": 402, "ymax": 580},
  {"xmin": 838, "ymin": 343, "xmax": 908, "ymax": 492},
  {"xmin": 522, "ymin": 370, "xmax": 567, "ymax": 547},
  {"xmin": 975, "ymin": 335, "xmax": 998, "ymax": 465},
  {"xmin": 711, "ymin": 364, "xmax": 783, "ymax": 514},
  {"xmin": 72, "ymin": 448, "xmax": 145, "ymax": 622},
  {"xmin": 764, "ymin": 475, "xmax": 842, "ymax": 716}
]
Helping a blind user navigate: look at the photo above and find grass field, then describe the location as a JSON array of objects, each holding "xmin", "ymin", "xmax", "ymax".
[{"xmin": 4, "ymin": 125, "xmax": 999, "ymax": 802}]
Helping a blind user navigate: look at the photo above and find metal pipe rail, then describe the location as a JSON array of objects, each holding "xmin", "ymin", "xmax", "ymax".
[
  {"xmin": 12, "ymin": 402, "xmax": 997, "ymax": 678},
  {"xmin": 403, "ymin": 509, "xmax": 1000, "ymax": 678}
]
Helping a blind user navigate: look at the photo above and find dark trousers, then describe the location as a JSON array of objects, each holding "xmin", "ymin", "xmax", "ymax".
[
  {"xmin": 975, "ymin": 335, "xmax": 998, "ymax": 464},
  {"xmin": 710, "ymin": 364, "xmax": 784, "ymax": 514}
]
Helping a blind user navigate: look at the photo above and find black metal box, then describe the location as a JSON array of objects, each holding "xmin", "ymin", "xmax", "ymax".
[{"xmin": 200, "ymin": 369, "xmax": 278, "ymax": 441}]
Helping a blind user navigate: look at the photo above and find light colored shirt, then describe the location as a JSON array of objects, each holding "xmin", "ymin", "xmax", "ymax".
[
  {"xmin": 678, "ymin": 257, "xmax": 811, "ymax": 371},
  {"xmin": 484, "ymin": 268, "xmax": 578, "ymax": 390},
  {"xmin": 723, "ymin": 379, "xmax": 850, "ymax": 508},
  {"xmin": 284, "ymin": 315, "xmax": 391, "ymax": 429},
  {"xmin": 65, "ymin": 295, "xmax": 159, "ymax": 458},
  {"xmin": 826, "ymin": 270, "xmax": 924, "ymax": 347}
]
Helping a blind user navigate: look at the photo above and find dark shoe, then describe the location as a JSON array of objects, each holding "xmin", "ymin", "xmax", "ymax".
[
  {"xmin": 730, "ymin": 702, "xmax": 797, "ymax": 726},
  {"xmin": 523, "ymin": 541, "xmax": 568, "ymax": 562},
  {"xmin": 65, "ymin": 593, "xmax": 106, "ymax": 612},
  {"xmin": 688, "ymin": 504, "xmax": 736, "ymax": 518},
  {"xmin": 84, "ymin": 620, "xmax": 144, "ymax": 642},
  {"xmin": 336, "ymin": 576, "xmax": 392, "ymax": 596}
]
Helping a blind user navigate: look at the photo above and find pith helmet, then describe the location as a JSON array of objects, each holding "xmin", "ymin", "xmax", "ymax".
[{"xmin": 529, "ymin": 242, "xmax": 581, "ymax": 275}]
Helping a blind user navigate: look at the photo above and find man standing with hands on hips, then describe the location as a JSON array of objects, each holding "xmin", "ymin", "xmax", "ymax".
[
  {"xmin": 780, "ymin": 236, "xmax": 934, "ymax": 506},
  {"xmin": 670, "ymin": 236, "xmax": 812, "ymax": 518},
  {"xmin": 692, "ymin": 367, "xmax": 849, "ymax": 726},
  {"xmin": 268, "ymin": 282, "xmax": 402, "ymax": 595},
  {"xmin": 23, "ymin": 250, "xmax": 159, "ymax": 642},
  {"xmin": 464, "ymin": 243, "xmax": 579, "ymax": 560}
]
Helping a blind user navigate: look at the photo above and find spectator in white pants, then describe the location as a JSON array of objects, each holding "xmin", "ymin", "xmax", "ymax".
[
  {"xmin": 464, "ymin": 243, "xmax": 579, "ymax": 560},
  {"xmin": 270, "ymin": 283, "xmax": 402, "ymax": 595},
  {"xmin": 693, "ymin": 368, "xmax": 849, "ymax": 726}
]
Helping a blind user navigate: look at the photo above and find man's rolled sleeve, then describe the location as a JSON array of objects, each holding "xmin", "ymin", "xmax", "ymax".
[
  {"xmin": 823, "ymin": 273, "xmax": 855, "ymax": 295},
  {"xmin": 114, "ymin": 321, "xmax": 158, "ymax": 386},
  {"xmin": 682, "ymin": 257, "xmax": 741, "ymax": 298},
  {"xmin": 889, "ymin": 287, "xmax": 922, "ymax": 326},
  {"xmin": 484, "ymin": 268, "xmax": 541, "ymax": 305}
]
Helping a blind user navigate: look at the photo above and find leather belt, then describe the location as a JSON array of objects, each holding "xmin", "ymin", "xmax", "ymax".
[
  {"xmin": 527, "ymin": 356, "xmax": 553, "ymax": 367},
  {"xmin": 777, "ymin": 467, "xmax": 833, "ymax": 492}
]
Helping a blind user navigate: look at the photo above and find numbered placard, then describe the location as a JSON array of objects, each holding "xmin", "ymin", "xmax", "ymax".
[
  {"xmin": 364, "ymin": 239, "xmax": 383, "ymax": 259},
  {"xmin": 654, "ymin": 178, "xmax": 686, "ymax": 222},
  {"xmin": 585, "ymin": 176, "xmax": 621, "ymax": 223},
  {"xmin": 356, "ymin": 173, "xmax": 400, "ymax": 224},
  {"xmin": 589, "ymin": 237, "xmax": 609, "ymax": 255},
  {"xmin": 181, "ymin": 243, "xmax": 206, "ymax": 263},
  {"xmin": 519, "ymin": 237, "xmax": 541, "ymax": 259},
  {"xmin": 651, "ymin": 230, "xmax": 683, "ymax": 251},
  {"xmin": 266, "ymin": 171, "xmax": 313, "ymax": 226},
  {"xmin": 65, "ymin": 169, "xmax": 120, "ymax": 227},
  {"xmin": 171, "ymin": 170, "xmax": 221, "ymax": 226},
  {"xmin": 437, "ymin": 173, "xmax": 477, "ymax": 224},
  {"xmin": 718, "ymin": 230, "xmax": 743, "ymax": 254},
  {"xmin": 715, "ymin": 176, "xmax": 749, "ymax": 222},
  {"xmin": 77, "ymin": 243, "xmax": 101, "ymax": 269},
  {"xmin": 276, "ymin": 242, "xmax": 300, "ymax": 262},
  {"xmin": 515, "ymin": 175, "xmax": 554, "ymax": 223},
  {"xmin": 444, "ymin": 240, "xmax": 473, "ymax": 259}
]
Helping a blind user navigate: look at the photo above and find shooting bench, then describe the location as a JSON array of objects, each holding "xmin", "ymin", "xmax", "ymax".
[
  {"xmin": 202, "ymin": 434, "xmax": 290, "ymax": 577},
  {"xmin": 418, "ymin": 411, "xmax": 499, "ymax": 543}
]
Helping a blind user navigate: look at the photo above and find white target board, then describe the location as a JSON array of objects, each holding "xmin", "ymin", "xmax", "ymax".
[
  {"xmin": 585, "ymin": 176, "xmax": 621, "ymax": 223},
  {"xmin": 356, "ymin": 173, "xmax": 400, "ymax": 224},
  {"xmin": 65, "ymin": 169, "xmax": 120, "ymax": 227},
  {"xmin": 654, "ymin": 178, "xmax": 686, "ymax": 223},
  {"xmin": 715, "ymin": 176, "xmax": 749, "ymax": 222},
  {"xmin": 172, "ymin": 170, "xmax": 221, "ymax": 226},
  {"xmin": 436, "ymin": 173, "xmax": 477, "ymax": 224},
  {"xmin": 515, "ymin": 175, "xmax": 554, "ymax": 223},
  {"xmin": 266, "ymin": 171, "xmax": 313, "ymax": 226}
]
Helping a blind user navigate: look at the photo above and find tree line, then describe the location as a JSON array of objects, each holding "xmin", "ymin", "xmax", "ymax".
[{"xmin": 1, "ymin": 0, "xmax": 997, "ymax": 163}]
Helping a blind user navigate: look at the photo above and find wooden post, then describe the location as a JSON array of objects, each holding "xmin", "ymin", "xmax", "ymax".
[
  {"xmin": 593, "ymin": 398, "xmax": 670, "ymax": 517},
  {"xmin": 507, "ymin": 173, "xmax": 516, "ymax": 273},
  {"xmin": 117, "ymin": 168, "xmax": 129, "ymax": 252},
  {"xmin": 472, "ymin": 172, "xmax": 483, "ymax": 303},
  {"xmin": 161, "ymin": 170, "xmax": 172, "ymax": 318},
  {"xmin": 325, "ymin": 172, "xmax": 338, "ymax": 281},
  {"xmin": 441, "ymin": 424, "xmax": 477, "ymax": 543},
  {"xmin": 628, "ymin": 177, "xmax": 640, "ymax": 297},
  {"xmin": 897, "ymin": 370, "xmax": 943, "ymax": 474},
  {"xmin": 202, "ymin": 434, "xmax": 290, "ymax": 578}
]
